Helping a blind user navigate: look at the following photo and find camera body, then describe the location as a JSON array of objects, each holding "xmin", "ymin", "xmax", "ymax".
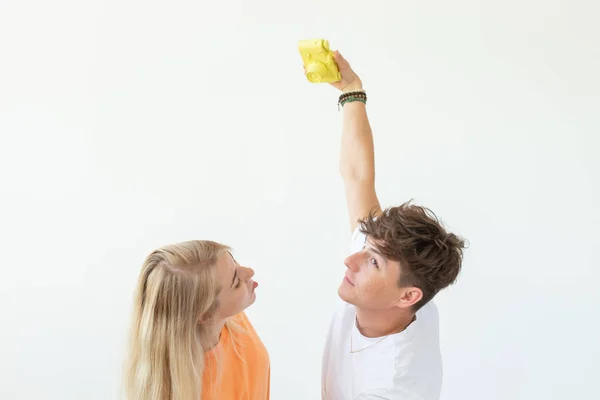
[{"xmin": 298, "ymin": 39, "xmax": 341, "ymax": 83}]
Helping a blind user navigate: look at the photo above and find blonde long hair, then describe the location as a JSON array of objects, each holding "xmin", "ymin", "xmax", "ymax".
[{"xmin": 123, "ymin": 240, "xmax": 230, "ymax": 400}]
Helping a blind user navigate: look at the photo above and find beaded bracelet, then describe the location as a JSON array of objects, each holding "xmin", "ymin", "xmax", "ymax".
[
  {"xmin": 338, "ymin": 90, "xmax": 367, "ymax": 110},
  {"xmin": 339, "ymin": 97, "xmax": 367, "ymax": 110},
  {"xmin": 339, "ymin": 90, "xmax": 366, "ymax": 101}
]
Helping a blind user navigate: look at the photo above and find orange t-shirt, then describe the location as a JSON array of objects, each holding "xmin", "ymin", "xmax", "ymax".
[{"xmin": 202, "ymin": 312, "xmax": 270, "ymax": 400}]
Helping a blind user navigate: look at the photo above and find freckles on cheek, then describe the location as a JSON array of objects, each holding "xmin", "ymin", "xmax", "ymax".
[{"xmin": 359, "ymin": 277, "xmax": 384, "ymax": 296}]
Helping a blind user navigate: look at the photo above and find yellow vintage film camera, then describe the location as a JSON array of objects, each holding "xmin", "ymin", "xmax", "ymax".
[{"xmin": 298, "ymin": 39, "xmax": 341, "ymax": 83}]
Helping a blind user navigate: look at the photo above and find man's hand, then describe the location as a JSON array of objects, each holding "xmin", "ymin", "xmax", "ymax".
[{"xmin": 330, "ymin": 51, "xmax": 363, "ymax": 93}]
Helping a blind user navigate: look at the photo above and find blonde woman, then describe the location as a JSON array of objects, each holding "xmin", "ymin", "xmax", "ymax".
[{"xmin": 124, "ymin": 240, "xmax": 269, "ymax": 400}]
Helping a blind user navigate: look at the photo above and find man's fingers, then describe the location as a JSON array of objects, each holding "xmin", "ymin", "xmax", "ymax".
[{"xmin": 334, "ymin": 51, "xmax": 351, "ymax": 71}]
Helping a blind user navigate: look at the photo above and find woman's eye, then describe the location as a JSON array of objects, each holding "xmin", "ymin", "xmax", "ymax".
[
  {"xmin": 370, "ymin": 258, "xmax": 379, "ymax": 268},
  {"xmin": 235, "ymin": 280, "xmax": 241, "ymax": 288}
]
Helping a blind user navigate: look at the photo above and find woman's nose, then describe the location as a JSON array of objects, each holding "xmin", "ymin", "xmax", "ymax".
[{"xmin": 244, "ymin": 267, "xmax": 255, "ymax": 280}]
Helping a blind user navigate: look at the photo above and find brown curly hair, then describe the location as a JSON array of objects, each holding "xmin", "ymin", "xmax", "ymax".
[{"xmin": 359, "ymin": 201, "xmax": 466, "ymax": 311}]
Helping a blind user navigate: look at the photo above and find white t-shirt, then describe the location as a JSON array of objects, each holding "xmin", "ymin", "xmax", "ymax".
[{"xmin": 321, "ymin": 228, "xmax": 443, "ymax": 400}]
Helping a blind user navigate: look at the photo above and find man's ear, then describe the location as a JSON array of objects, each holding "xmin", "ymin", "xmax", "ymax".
[{"xmin": 394, "ymin": 286, "xmax": 423, "ymax": 309}]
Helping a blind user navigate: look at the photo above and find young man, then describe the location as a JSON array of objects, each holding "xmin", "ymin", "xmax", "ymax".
[{"xmin": 320, "ymin": 51, "xmax": 466, "ymax": 400}]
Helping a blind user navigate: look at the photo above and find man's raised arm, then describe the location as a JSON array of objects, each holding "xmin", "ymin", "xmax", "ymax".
[{"xmin": 332, "ymin": 51, "xmax": 382, "ymax": 232}]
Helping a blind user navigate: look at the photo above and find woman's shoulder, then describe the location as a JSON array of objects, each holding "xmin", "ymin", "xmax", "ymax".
[
  {"xmin": 227, "ymin": 311, "xmax": 254, "ymax": 334},
  {"xmin": 226, "ymin": 312, "xmax": 266, "ymax": 352},
  {"xmin": 229, "ymin": 311, "xmax": 253, "ymax": 330}
]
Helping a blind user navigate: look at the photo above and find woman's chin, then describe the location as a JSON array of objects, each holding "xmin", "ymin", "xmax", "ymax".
[{"xmin": 246, "ymin": 291, "xmax": 257, "ymax": 308}]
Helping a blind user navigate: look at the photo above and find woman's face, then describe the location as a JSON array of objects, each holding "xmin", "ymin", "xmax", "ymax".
[{"xmin": 214, "ymin": 251, "xmax": 257, "ymax": 320}]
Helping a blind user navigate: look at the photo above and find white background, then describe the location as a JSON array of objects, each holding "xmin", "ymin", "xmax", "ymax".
[{"xmin": 1, "ymin": 0, "xmax": 598, "ymax": 399}]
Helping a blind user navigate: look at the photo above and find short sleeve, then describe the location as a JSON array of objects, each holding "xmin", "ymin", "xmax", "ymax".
[
  {"xmin": 350, "ymin": 226, "xmax": 367, "ymax": 254},
  {"xmin": 355, "ymin": 388, "xmax": 424, "ymax": 400}
]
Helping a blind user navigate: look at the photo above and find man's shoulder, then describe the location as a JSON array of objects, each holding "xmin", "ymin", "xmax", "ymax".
[
  {"xmin": 331, "ymin": 299, "xmax": 356, "ymax": 321},
  {"xmin": 388, "ymin": 301, "xmax": 440, "ymax": 346},
  {"xmin": 325, "ymin": 299, "xmax": 356, "ymax": 337},
  {"xmin": 414, "ymin": 300, "xmax": 440, "ymax": 333},
  {"xmin": 417, "ymin": 300, "xmax": 439, "ymax": 323}
]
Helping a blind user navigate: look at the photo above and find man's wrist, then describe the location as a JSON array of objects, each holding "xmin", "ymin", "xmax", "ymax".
[{"xmin": 341, "ymin": 80, "xmax": 363, "ymax": 93}]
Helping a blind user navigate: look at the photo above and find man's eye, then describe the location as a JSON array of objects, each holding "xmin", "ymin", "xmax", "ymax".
[
  {"xmin": 235, "ymin": 280, "xmax": 241, "ymax": 288},
  {"xmin": 370, "ymin": 258, "xmax": 379, "ymax": 268}
]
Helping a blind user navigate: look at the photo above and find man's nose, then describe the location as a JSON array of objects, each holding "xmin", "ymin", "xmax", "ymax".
[{"xmin": 344, "ymin": 253, "xmax": 360, "ymax": 272}]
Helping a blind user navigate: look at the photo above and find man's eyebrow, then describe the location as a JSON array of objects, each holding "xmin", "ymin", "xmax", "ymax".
[{"xmin": 365, "ymin": 244, "xmax": 388, "ymax": 266}]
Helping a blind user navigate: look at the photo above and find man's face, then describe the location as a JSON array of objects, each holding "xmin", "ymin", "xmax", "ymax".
[{"xmin": 338, "ymin": 238, "xmax": 408, "ymax": 310}]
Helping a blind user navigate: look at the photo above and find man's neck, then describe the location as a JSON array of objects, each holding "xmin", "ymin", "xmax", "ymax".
[{"xmin": 355, "ymin": 306, "xmax": 415, "ymax": 338}]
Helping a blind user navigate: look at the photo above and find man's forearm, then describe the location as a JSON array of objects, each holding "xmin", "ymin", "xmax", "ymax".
[
  {"xmin": 340, "ymin": 101, "xmax": 375, "ymax": 183},
  {"xmin": 331, "ymin": 55, "xmax": 382, "ymax": 229}
]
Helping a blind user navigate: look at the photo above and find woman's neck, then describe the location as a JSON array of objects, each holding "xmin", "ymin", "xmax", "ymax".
[{"xmin": 201, "ymin": 319, "xmax": 226, "ymax": 351}]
